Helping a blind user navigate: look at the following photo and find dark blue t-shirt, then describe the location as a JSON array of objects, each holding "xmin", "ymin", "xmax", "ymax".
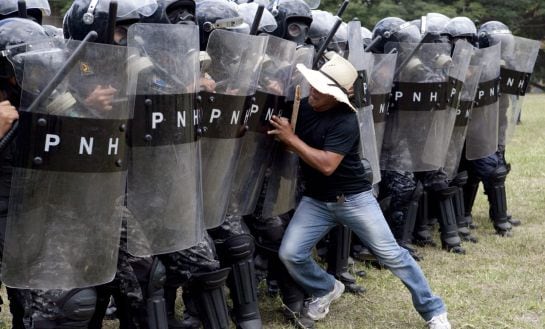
[{"xmin": 295, "ymin": 99, "xmax": 371, "ymax": 201}]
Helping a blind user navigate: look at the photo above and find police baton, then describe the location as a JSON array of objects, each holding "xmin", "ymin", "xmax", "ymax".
[
  {"xmin": 17, "ymin": 0, "xmax": 27, "ymax": 18},
  {"xmin": 249, "ymin": 4, "xmax": 265, "ymax": 35},
  {"xmin": 336, "ymin": 0, "xmax": 349, "ymax": 17},
  {"xmin": 0, "ymin": 31, "xmax": 98, "ymax": 152},
  {"xmin": 363, "ymin": 35, "xmax": 382, "ymax": 53},
  {"xmin": 105, "ymin": 1, "xmax": 118, "ymax": 45},
  {"xmin": 312, "ymin": 16, "xmax": 342, "ymax": 69}
]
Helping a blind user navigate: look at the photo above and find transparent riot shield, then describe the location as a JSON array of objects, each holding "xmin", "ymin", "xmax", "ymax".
[
  {"xmin": 348, "ymin": 19, "xmax": 380, "ymax": 184},
  {"xmin": 3, "ymin": 40, "xmax": 133, "ymax": 289},
  {"xmin": 381, "ymin": 42, "xmax": 460, "ymax": 172},
  {"xmin": 368, "ymin": 52, "xmax": 397, "ymax": 159},
  {"xmin": 0, "ymin": 0, "xmax": 50, "ymax": 16},
  {"xmin": 444, "ymin": 61, "xmax": 482, "ymax": 178},
  {"xmin": 424, "ymin": 40, "xmax": 473, "ymax": 167},
  {"xmin": 498, "ymin": 36, "xmax": 540, "ymax": 145},
  {"xmin": 125, "ymin": 24, "xmax": 202, "ymax": 257},
  {"xmin": 200, "ymin": 30, "xmax": 267, "ymax": 228},
  {"xmin": 228, "ymin": 36, "xmax": 296, "ymax": 216},
  {"xmin": 465, "ymin": 44, "xmax": 501, "ymax": 160},
  {"xmin": 259, "ymin": 46, "xmax": 314, "ymax": 219}
]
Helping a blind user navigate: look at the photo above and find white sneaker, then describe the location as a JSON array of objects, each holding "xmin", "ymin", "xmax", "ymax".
[
  {"xmin": 427, "ymin": 312, "xmax": 451, "ymax": 329},
  {"xmin": 307, "ymin": 280, "xmax": 345, "ymax": 321}
]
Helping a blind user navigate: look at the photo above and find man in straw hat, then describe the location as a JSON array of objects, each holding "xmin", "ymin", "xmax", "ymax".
[{"xmin": 268, "ymin": 53, "xmax": 451, "ymax": 329}]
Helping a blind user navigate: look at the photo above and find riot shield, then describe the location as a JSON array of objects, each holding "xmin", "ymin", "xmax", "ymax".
[
  {"xmin": 465, "ymin": 44, "xmax": 501, "ymax": 160},
  {"xmin": 444, "ymin": 60, "xmax": 482, "ymax": 178},
  {"xmin": 0, "ymin": 0, "xmax": 51, "ymax": 16},
  {"xmin": 2, "ymin": 39, "xmax": 133, "ymax": 289},
  {"xmin": 258, "ymin": 46, "xmax": 314, "ymax": 219},
  {"xmin": 348, "ymin": 20, "xmax": 380, "ymax": 184},
  {"xmin": 228, "ymin": 35, "xmax": 296, "ymax": 216},
  {"xmin": 381, "ymin": 42, "xmax": 466, "ymax": 172},
  {"xmin": 125, "ymin": 24, "xmax": 202, "ymax": 257},
  {"xmin": 425, "ymin": 40, "xmax": 473, "ymax": 167},
  {"xmin": 498, "ymin": 36, "xmax": 540, "ymax": 145},
  {"xmin": 368, "ymin": 52, "xmax": 397, "ymax": 159},
  {"xmin": 200, "ymin": 30, "xmax": 267, "ymax": 228}
]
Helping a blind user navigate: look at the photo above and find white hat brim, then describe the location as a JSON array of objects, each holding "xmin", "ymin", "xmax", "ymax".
[{"xmin": 296, "ymin": 63, "xmax": 356, "ymax": 112}]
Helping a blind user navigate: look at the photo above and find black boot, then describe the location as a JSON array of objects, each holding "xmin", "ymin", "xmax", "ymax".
[
  {"xmin": 463, "ymin": 174, "xmax": 480, "ymax": 230},
  {"xmin": 145, "ymin": 259, "xmax": 169, "ymax": 329},
  {"xmin": 484, "ymin": 166, "xmax": 513, "ymax": 236},
  {"xmin": 434, "ymin": 187, "xmax": 465, "ymax": 254},
  {"xmin": 219, "ymin": 234, "xmax": 262, "ymax": 329},
  {"xmin": 327, "ymin": 225, "xmax": 366, "ymax": 294},
  {"xmin": 191, "ymin": 268, "xmax": 232, "ymax": 329},
  {"xmin": 451, "ymin": 172, "xmax": 478, "ymax": 243},
  {"xmin": 165, "ymin": 287, "xmax": 201, "ymax": 329},
  {"xmin": 413, "ymin": 191, "xmax": 436, "ymax": 247}
]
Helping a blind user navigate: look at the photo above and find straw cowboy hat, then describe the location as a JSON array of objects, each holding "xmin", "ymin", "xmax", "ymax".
[{"xmin": 296, "ymin": 53, "xmax": 358, "ymax": 111}]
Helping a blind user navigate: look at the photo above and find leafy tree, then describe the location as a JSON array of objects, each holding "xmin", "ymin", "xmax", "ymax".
[{"xmin": 320, "ymin": 0, "xmax": 545, "ymax": 86}]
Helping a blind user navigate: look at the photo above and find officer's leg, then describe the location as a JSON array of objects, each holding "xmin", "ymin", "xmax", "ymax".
[
  {"xmin": 483, "ymin": 165, "xmax": 513, "ymax": 236},
  {"xmin": 462, "ymin": 172, "xmax": 480, "ymax": 230},
  {"xmin": 160, "ymin": 232, "xmax": 230, "ymax": 329},
  {"xmin": 380, "ymin": 171, "xmax": 423, "ymax": 257},
  {"xmin": 431, "ymin": 186, "xmax": 465, "ymax": 253},
  {"xmin": 6, "ymin": 287, "xmax": 25, "ymax": 329},
  {"xmin": 496, "ymin": 147, "xmax": 521, "ymax": 226},
  {"xmin": 88, "ymin": 285, "xmax": 114, "ymax": 329},
  {"xmin": 145, "ymin": 258, "xmax": 168, "ymax": 329},
  {"xmin": 413, "ymin": 190, "xmax": 436, "ymax": 246},
  {"xmin": 450, "ymin": 171, "xmax": 478, "ymax": 243},
  {"xmin": 209, "ymin": 216, "xmax": 261, "ymax": 329},
  {"xmin": 190, "ymin": 268, "xmax": 231, "ymax": 329},
  {"xmin": 26, "ymin": 288, "xmax": 97, "ymax": 329},
  {"xmin": 326, "ymin": 224, "xmax": 365, "ymax": 294},
  {"xmin": 246, "ymin": 213, "xmax": 314, "ymax": 329},
  {"xmin": 422, "ymin": 170, "xmax": 465, "ymax": 254}
]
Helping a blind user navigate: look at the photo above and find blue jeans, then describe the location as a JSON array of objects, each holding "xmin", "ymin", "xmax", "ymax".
[{"xmin": 278, "ymin": 189, "xmax": 446, "ymax": 321}]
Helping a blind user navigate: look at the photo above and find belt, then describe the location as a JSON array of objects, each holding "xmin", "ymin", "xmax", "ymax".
[{"xmin": 311, "ymin": 193, "xmax": 352, "ymax": 203}]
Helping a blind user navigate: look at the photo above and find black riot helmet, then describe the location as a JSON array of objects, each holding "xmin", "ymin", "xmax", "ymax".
[
  {"xmin": 63, "ymin": 0, "xmax": 158, "ymax": 43},
  {"xmin": 0, "ymin": 18, "xmax": 49, "ymax": 104},
  {"xmin": 420, "ymin": 13, "xmax": 449, "ymax": 35},
  {"xmin": 371, "ymin": 17, "xmax": 420, "ymax": 53},
  {"xmin": 0, "ymin": 18, "xmax": 48, "ymax": 79},
  {"xmin": 419, "ymin": 13, "xmax": 450, "ymax": 44},
  {"xmin": 308, "ymin": 10, "xmax": 347, "ymax": 53},
  {"xmin": 196, "ymin": 0, "xmax": 249, "ymax": 51},
  {"xmin": 269, "ymin": 0, "xmax": 313, "ymax": 45},
  {"xmin": 443, "ymin": 16, "xmax": 477, "ymax": 46},
  {"xmin": 238, "ymin": 2, "xmax": 277, "ymax": 34},
  {"xmin": 140, "ymin": 0, "xmax": 196, "ymax": 24},
  {"xmin": 478, "ymin": 21, "xmax": 514, "ymax": 60},
  {"xmin": 361, "ymin": 25, "xmax": 372, "ymax": 49},
  {"xmin": 0, "ymin": 0, "xmax": 50, "ymax": 24}
]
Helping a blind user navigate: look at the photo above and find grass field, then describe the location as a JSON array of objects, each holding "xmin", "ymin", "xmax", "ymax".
[{"xmin": 1, "ymin": 94, "xmax": 544, "ymax": 328}]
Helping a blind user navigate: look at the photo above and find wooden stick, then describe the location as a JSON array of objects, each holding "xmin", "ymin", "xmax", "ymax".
[{"xmin": 291, "ymin": 84, "xmax": 301, "ymax": 132}]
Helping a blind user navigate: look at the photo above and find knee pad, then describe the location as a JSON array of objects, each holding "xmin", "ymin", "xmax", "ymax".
[
  {"xmin": 208, "ymin": 215, "xmax": 250, "ymax": 243},
  {"xmin": 32, "ymin": 288, "xmax": 97, "ymax": 329},
  {"xmin": 249, "ymin": 216, "xmax": 287, "ymax": 252},
  {"xmin": 220, "ymin": 233, "xmax": 255, "ymax": 264}
]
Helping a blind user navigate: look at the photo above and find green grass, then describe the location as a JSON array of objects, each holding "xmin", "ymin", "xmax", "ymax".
[{"xmin": 2, "ymin": 94, "xmax": 545, "ymax": 328}]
